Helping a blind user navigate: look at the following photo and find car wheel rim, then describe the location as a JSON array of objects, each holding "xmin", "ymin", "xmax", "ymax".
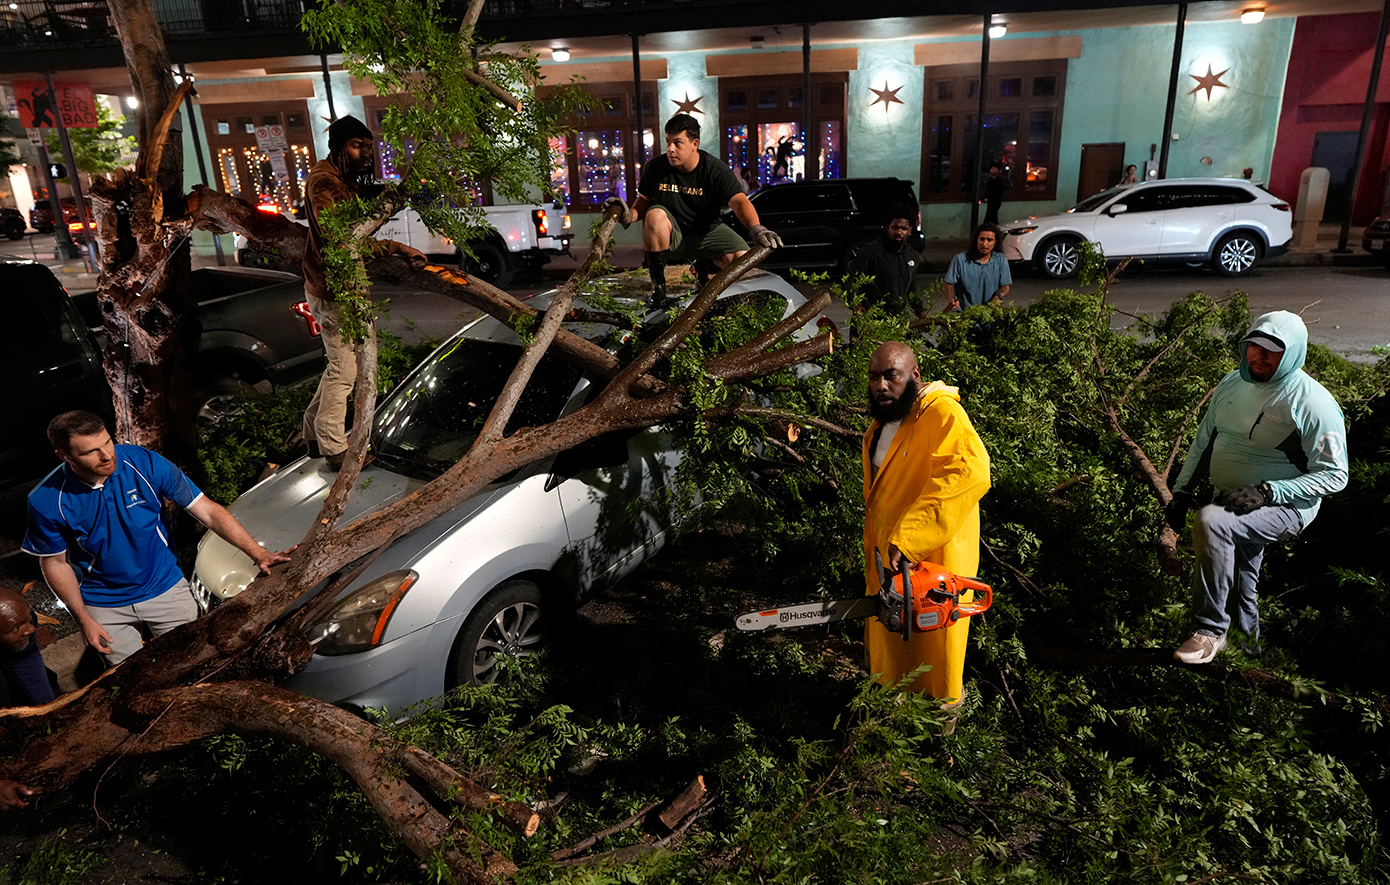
[
  {"xmin": 1220, "ymin": 238, "xmax": 1256, "ymax": 273},
  {"xmin": 472, "ymin": 601, "xmax": 543, "ymax": 683},
  {"xmin": 1045, "ymin": 242, "xmax": 1078, "ymax": 277}
]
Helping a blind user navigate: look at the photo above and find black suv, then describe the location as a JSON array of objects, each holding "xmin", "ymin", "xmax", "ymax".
[
  {"xmin": 1, "ymin": 260, "xmax": 326, "ymax": 488},
  {"xmin": 3, "ymin": 261, "xmax": 112, "ymax": 488},
  {"xmin": 734, "ymin": 178, "xmax": 923, "ymax": 273}
]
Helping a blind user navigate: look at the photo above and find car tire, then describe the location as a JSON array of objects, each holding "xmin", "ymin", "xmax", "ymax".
[
  {"xmin": 447, "ymin": 579, "xmax": 549, "ymax": 687},
  {"xmin": 461, "ymin": 242, "xmax": 515, "ymax": 289},
  {"xmin": 1037, "ymin": 235, "xmax": 1083, "ymax": 279},
  {"xmin": 1212, "ymin": 231, "xmax": 1261, "ymax": 276},
  {"xmin": 4, "ymin": 217, "xmax": 24, "ymax": 240},
  {"xmin": 193, "ymin": 375, "xmax": 271, "ymax": 424}
]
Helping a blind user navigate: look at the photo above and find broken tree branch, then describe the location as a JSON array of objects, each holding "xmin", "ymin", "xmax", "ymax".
[{"xmin": 478, "ymin": 203, "xmax": 622, "ymax": 443}]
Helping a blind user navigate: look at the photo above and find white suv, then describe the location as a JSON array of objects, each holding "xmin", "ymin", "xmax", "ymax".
[{"xmin": 1000, "ymin": 178, "xmax": 1292, "ymax": 279}]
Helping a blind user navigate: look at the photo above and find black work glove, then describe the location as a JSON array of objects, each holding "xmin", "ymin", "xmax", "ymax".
[
  {"xmin": 1164, "ymin": 491, "xmax": 1195, "ymax": 531},
  {"xmin": 1216, "ymin": 482, "xmax": 1273, "ymax": 515},
  {"xmin": 748, "ymin": 224, "xmax": 783, "ymax": 249}
]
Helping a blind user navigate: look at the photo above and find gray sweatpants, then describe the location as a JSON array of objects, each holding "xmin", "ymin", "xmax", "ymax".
[{"xmin": 1190, "ymin": 503, "xmax": 1302, "ymax": 642}]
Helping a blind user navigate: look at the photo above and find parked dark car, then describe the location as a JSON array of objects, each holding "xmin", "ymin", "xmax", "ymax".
[
  {"xmin": 2, "ymin": 208, "xmax": 26, "ymax": 240},
  {"xmin": 0, "ymin": 260, "xmax": 326, "ymax": 490},
  {"xmin": 1363, "ymin": 215, "xmax": 1390, "ymax": 268},
  {"xmin": 29, "ymin": 197, "xmax": 93, "ymax": 240},
  {"xmin": 72, "ymin": 266, "xmax": 327, "ymax": 417},
  {"xmin": 2, "ymin": 260, "xmax": 112, "ymax": 489},
  {"xmin": 732, "ymin": 177, "xmax": 923, "ymax": 273}
]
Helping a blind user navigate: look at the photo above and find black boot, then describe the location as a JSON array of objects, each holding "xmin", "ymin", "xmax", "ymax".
[
  {"xmin": 693, "ymin": 258, "xmax": 717, "ymax": 292},
  {"xmin": 646, "ymin": 249, "xmax": 672, "ymax": 310}
]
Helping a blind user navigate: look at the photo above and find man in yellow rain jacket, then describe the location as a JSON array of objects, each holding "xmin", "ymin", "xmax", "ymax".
[{"xmin": 862, "ymin": 341, "xmax": 991, "ymax": 702}]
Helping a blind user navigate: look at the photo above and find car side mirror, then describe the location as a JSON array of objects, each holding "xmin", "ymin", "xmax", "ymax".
[{"xmin": 1108, "ymin": 203, "xmax": 1129, "ymax": 216}]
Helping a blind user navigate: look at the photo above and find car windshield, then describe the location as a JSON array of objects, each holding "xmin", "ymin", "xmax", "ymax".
[
  {"xmin": 371, "ymin": 337, "xmax": 582, "ymax": 480},
  {"xmin": 1068, "ymin": 188, "xmax": 1123, "ymax": 214}
]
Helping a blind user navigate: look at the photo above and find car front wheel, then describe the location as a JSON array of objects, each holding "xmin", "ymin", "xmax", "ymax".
[
  {"xmin": 448, "ymin": 580, "xmax": 548, "ymax": 687},
  {"xmin": 1213, "ymin": 231, "xmax": 1261, "ymax": 276},
  {"xmin": 1037, "ymin": 236, "xmax": 1082, "ymax": 279}
]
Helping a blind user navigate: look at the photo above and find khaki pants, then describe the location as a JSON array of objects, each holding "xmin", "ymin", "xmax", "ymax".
[
  {"xmin": 88, "ymin": 579, "xmax": 199, "ymax": 666},
  {"xmin": 303, "ymin": 293, "xmax": 356, "ymax": 457}
]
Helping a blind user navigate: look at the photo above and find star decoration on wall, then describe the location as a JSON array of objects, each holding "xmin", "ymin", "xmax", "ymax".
[
  {"xmin": 1188, "ymin": 64, "xmax": 1230, "ymax": 101},
  {"xmin": 869, "ymin": 81, "xmax": 904, "ymax": 114},
  {"xmin": 673, "ymin": 92, "xmax": 704, "ymax": 115}
]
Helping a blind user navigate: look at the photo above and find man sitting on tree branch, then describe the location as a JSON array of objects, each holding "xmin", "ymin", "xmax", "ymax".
[
  {"xmin": 1166, "ymin": 312, "xmax": 1348, "ymax": 663},
  {"xmin": 302, "ymin": 114, "xmax": 426, "ymax": 471},
  {"xmin": 606, "ymin": 113, "xmax": 782, "ymax": 310}
]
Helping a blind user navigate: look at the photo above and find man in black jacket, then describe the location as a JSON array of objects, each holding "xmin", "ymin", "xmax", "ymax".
[{"xmin": 846, "ymin": 205, "xmax": 925, "ymax": 318}]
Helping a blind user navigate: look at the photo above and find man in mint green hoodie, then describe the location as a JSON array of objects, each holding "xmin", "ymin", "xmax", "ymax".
[{"xmin": 1166, "ymin": 311, "xmax": 1348, "ymax": 664}]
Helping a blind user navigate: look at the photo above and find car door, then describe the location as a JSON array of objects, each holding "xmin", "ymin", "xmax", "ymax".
[
  {"xmin": 750, "ymin": 183, "xmax": 853, "ymax": 268},
  {"xmin": 546, "ymin": 378, "xmax": 680, "ymax": 596},
  {"xmin": 4, "ymin": 268, "xmax": 110, "ymax": 487},
  {"xmin": 1159, "ymin": 185, "xmax": 1244, "ymax": 257},
  {"xmin": 1091, "ymin": 186, "xmax": 1166, "ymax": 258}
]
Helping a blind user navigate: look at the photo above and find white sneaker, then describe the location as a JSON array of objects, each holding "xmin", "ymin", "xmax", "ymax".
[{"xmin": 1174, "ymin": 631, "xmax": 1227, "ymax": 664}]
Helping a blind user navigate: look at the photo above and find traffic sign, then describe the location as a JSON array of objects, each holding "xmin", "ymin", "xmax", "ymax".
[{"xmin": 254, "ymin": 124, "xmax": 289, "ymax": 153}]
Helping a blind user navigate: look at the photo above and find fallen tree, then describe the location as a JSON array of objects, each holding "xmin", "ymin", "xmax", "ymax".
[{"xmin": 1, "ymin": 1, "xmax": 839, "ymax": 881}]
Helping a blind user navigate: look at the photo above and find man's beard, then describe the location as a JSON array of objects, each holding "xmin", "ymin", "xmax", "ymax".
[{"xmin": 868, "ymin": 377, "xmax": 919, "ymax": 423}]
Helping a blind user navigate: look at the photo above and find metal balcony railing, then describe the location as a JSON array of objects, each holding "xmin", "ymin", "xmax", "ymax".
[{"xmin": 0, "ymin": 0, "xmax": 307, "ymax": 49}]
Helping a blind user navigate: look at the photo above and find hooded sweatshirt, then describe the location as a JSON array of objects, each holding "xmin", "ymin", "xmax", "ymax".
[{"xmin": 1173, "ymin": 310, "xmax": 1348, "ymax": 527}]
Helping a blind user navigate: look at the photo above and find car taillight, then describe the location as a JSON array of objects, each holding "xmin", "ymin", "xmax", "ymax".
[
  {"xmin": 532, "ymin": 208, "xmax": 548, "ymax": 236},
  {"xmin": 257, "ymin": 202, "xmax": 279, "ymax": 215},
  {"xmin": 562, "ymin": 214, "xmax": 571, "ymax": 231},
  {"xmin": 292, "ymin": 301, "xmax": 322, "ymax": 337},
  {"xmin": 1273, "ymin": 203, "xmax": 1290, "ymax": 212},
  {"xmin": 68, "ymin": 221, "xmax": 84, "ymax": 232}
]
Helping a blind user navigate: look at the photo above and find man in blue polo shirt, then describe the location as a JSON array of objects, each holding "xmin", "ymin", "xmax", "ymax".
[
  {"xmin": 23, "ymin": 411, "xmax": 293, "ymax": 666},
  {"xmin": 944, "ymin": 223, "xmax": 1011, "ymax": 312}
]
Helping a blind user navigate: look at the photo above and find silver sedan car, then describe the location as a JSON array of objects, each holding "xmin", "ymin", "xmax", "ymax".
[{"xmin": 192, "ymin": 271, "xmax": 817, "ymax": 718}]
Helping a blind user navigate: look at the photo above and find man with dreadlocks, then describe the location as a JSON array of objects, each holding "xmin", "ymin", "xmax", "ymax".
[{"xmin": 302, "ymin": 115, "xmax": 426, "ymax": 471}]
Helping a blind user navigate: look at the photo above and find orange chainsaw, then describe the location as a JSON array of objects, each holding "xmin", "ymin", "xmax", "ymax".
[{"xmin": 735, "ymin": 558, "xmax": 993, "ymax": 641}]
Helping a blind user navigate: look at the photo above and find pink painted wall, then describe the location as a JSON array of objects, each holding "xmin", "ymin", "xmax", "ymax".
[{"xmin": 1270, "ymin": 12, "xmax": 1390, "ymax": 224}]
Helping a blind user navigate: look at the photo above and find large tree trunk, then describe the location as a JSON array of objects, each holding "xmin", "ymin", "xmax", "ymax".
[{"xmin": 89, "ymin": 0, "xmax": 199, "ymax": 461}]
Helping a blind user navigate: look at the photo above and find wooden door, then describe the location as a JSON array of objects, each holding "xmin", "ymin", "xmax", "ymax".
[{"xmin": 1077, "ymin": 142, "xmax": 1126, "ymax": 203}]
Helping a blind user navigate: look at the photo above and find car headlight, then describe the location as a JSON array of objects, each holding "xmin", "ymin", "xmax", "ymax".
[
  {"xmin": 1006, "ymin": 225, "xmax": 1038, "ymax": 236},
  {"xmin": 304, "ymin": 569, "xmax": 418, "ymax": 656}
]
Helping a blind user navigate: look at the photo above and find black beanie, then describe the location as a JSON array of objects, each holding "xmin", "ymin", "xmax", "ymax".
[{"xmin": 327, "ymin": 114, "xmax": 372, "ymax": 149}]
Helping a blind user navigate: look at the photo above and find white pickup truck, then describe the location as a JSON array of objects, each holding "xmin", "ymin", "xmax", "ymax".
[{"xmin": 237, "ymin": 201, "xmax": 573, "ymax": 287}]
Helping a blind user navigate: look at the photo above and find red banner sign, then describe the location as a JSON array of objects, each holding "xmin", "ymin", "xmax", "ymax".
[{"xmin": 12, "ymin": 81, "xmax": 99, "ymax": 129}]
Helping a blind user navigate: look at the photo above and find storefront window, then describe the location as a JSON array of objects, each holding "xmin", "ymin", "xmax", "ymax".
[
  {"xmin": 1025, "ymin": 110, "xmax": 1053, "ymax": 192},
  {"xmin": 921, "ymin": 61, "xmax": 1065, "ymax": 203},
  {"xmin": 928, "ymin": 115, "xmax": 953, "ymax": 194},
  {"xmin": 816, "ymin": 121, "xmax": 841, "ymax": 181},
  {"xmin": 548, "ymin": 136, "xmax": 570, "ymax": 206},
  {"xmin": 720, "ymin": 73, "xmax": 847, "ymax": 186},
  {"xmin": 577, "ymin": 129, "xmax": 628, "ymax": 205}
]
